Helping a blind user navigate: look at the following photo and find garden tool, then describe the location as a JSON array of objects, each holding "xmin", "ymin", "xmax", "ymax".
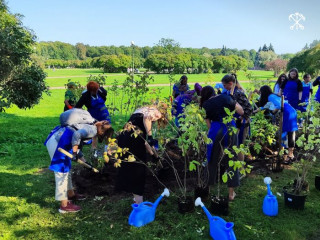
[
  {"xmin": 195, "ymin": 197, "xmax": 236, "ymax": 240},
  {"xmin": 128, "ymin": 188, "xmax": 169, "ymax": 227},
  {"xmin": 262, "ymin": 177, "xmax": 278, "ymax": 216},
  {"xmin": 58, "ymin": 147, "xmax": 99, "ymax": 173}
]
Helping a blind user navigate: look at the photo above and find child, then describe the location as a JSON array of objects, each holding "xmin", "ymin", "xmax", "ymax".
[
  {"xmin": 300, "ymin": 74, "xmax": 313, "ymax": 112},
  {"xmin": 45, "ymin": 109, "xmax": 112, "ymax": 213},
  {"xmin": 274, "ymin": 74, "xmax": 287, "ymax": 95},
  {"xmin": 64, "ymin": 81, "xmax": 77, "ymax": 111},
  {"xmin": 172, "ymin": 75, "xmax": 190, "ymax": 99},
  {"xmin": 279, "ymin": 68, "xmax": 303, "ymax": 110}
]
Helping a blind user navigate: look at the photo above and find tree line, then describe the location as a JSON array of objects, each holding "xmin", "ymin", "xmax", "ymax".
[{"xmin": 34, "ymin": 39, "xmax": 294, "ymax": 74}]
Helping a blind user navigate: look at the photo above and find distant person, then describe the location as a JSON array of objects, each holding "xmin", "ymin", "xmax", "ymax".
[
  {"xmin": 75, "ymin": 81, "xmax": 110, "ymax": 123},
  {"xmin": 274, "ymin": 74, "xmax": 287, "ymax": 95},
  {"xmin": 172, "ymin": 75, "xmax": 190, "ymax": 99},
  {"xmin": 172, "ymin": 83, "xmax": 202, "ymax": 127},
  {"xmin": 64, "ymin": 82, "xmax": 77, "ymax": 112},
  {"xmin": 279, "ymin": 68, "xmax": 303, "ymax": 110},
  {"xmin": 300, "ymin": 74, "xmax": 313, "ymax": 112},
  {"xmin": 313, "ymin": 76, "xmax": 320, "ymax": 103}
]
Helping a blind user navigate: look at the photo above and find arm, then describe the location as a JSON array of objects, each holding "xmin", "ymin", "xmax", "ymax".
[
  {"xmin": 235, "ymin": 103, "xmax": 244, "ymax": 116},
  {"xmin": 299, "ymin": 91, "xmax": 302, "ymax": 101},
  {"xmin": 64, "ymin": 100, "xmax": 73, "ymax": 109},
  {"xmin": 143, "ymin": 116, "xmax": 153, "ymax": 137},
  {"xmin": 99, "ymin": 87, "xmax": 107, "ymax": 101},
  {"xmin": 205, "ymin": 119, "xmax": 211, "ymax": 129},
  {"xmin": 313, "ymin": 77, "xmax": 320, "ymax": 87},
  {"xmin": 75, "ymin": 93, "xmax": 86, "ymax": 109}
]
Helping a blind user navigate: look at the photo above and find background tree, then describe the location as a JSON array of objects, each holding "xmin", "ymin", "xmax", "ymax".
[
  {"xmin": 265, "ymin": 59, "xmax": 288, "ymax": 77},
  {"xmin": 75, "ymin": 43, "xmax": 87, "ymax": 60},
  {"xmin": 0, "ymin": 1, "xmax": 47, "ymax": 111}
]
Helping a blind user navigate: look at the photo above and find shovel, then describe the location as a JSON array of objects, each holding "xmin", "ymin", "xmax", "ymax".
[{"xmin": 58, "ymin": 147, "xmax": 99, "ymax": 173}]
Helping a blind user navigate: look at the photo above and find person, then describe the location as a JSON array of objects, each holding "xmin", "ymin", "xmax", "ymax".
[
  {"xmin": 274, "ymin": 74, "xmax": 287, "ymax": 96},
  {"xmin": 279, "ymin": 68, "xmax": 303, "ymax": 110},
  {"xmin": 115, "ymin": 103, "xmax": 169, "ymax": 204},
  {"xmin": 172, "ymin": 75, "xmax": 190, "ymax": 99},
  {"xmin": 64, "ymin": 82, "xmax": 78, "ymax": 112},
  {"xmin": 312, "ymin": 76, "xmax": 320, "ymax": 103},
  {"xmin": 300, "ymin": 74, "xmax": 313, "ymax": 112},
  {"xmin": 75, "ymin": 81, "xmax": 110, "ymax": 123},
  {"xmin": 200, "ymin": 86, "xmax": 244, "ymax": 201},
  {"xmin": 221, "ymin": 74, "xmax": 253, "ymax": 149},
  {"xmin": 45, "ymin": 108, "xmax": 112, "ymax": 213},
  {"xmin": 172, "ymin": 83, "xmax": 202, "ymax": 127},
  {"xmin": 256, "ymin": 85, "xmax": 298, "ymax": 163}
]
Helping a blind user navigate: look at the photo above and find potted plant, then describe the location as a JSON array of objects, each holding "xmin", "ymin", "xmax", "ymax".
[
  {"xmin": 283, "ymin": 99, "xmax": 320, "ymax": 209},
  {"xmin": 177, "ymin": 103, "xmax": 211, "ymax": 201}
]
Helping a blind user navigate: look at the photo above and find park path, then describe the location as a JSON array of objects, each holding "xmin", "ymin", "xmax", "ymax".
[
  {"xmin": 49, "ymin": 81, "xmax": 256, "ymax": 89},
  {"xmin": 46, "ymin": 73, "xmax": 127, "ymax": 79}
]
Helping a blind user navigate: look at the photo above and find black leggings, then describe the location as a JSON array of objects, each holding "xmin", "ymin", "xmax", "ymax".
[{"xmin": 288, "ymin": 131, "xmax": 295, "ymax": 148}]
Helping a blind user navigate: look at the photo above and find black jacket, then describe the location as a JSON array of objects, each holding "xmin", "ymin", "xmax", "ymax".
[{"xmin": 75, "ymin": 87, "xmax": 107, "ymax": 109}]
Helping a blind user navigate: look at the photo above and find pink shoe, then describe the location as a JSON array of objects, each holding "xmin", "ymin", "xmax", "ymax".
[{"xmin": 59, "ymin": 201, "xmax": 81, "ymax": 213}]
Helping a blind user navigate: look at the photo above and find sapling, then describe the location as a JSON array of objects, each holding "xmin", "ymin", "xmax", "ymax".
[{"xmin": 291, "ymin": 99, "xmax": 320, "ymax": 195}]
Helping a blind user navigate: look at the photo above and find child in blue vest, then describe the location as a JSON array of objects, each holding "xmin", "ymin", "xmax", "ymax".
[
  {"xmin": 300, "ymin": 74, "xmax": 313, "ymax": 112},
  {"xmin": 279, "ymin": 68, "xmax": 303, "ymax": 110}
]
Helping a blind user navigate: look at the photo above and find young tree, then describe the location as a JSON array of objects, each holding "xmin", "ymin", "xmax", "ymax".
[{"xmin": 0, "ymin": 0, "xmax": 47, "ymax": 111}]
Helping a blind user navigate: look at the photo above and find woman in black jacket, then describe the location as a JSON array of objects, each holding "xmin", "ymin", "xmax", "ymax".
[{"xmin": 75, "ymin": 81, "xmax": 111, "ymax": 123}]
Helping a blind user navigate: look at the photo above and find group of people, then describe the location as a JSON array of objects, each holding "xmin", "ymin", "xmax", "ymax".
[{"xmin": 45, "ymin": 70, "xmax": 320, "ymax": 213}]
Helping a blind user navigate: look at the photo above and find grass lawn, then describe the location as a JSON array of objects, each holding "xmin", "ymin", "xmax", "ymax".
[
  {"xmin": 1, "ymin": 79, "xmax": 320, "ymax": 239},
  {"xmin": 45, "ymin": 69, "xmax": 276, "ymax": 88}
]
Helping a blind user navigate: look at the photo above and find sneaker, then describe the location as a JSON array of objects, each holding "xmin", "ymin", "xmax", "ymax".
[
  {"xmin": 68, "ymin": 193, "xmax": 86, "ymax": 201},
  {"xmin": 59, "ymin": 201, "xmax": 81, "ymax": 213}
]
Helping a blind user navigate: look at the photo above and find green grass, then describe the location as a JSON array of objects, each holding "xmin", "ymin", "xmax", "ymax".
[
  {"xmin": 1, "ymin": 71, "xmax": 320, "ymax": 240},
  {"xmin": 45, "ymin": 69, "xmax": 276, "ymax": 87}
]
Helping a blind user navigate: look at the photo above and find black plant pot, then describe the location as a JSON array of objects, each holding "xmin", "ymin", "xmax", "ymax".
[
  {"xmin": 210, "ymin": 196, "xmax": 229, "ymax": 216},
  {"xmin": 315, "ymin": 176, "xmax": 320, "ymax": 191},
  {"xmin": 283, "ymin": 187, "xmax": 307, "ymax": 210},
  {"xmin": 194, "ymin": 186, "xmax": 209, "ymax": 201},
  {"xmin": 178, "ymin": 196, "xmax": 194, "ymax": 214}
]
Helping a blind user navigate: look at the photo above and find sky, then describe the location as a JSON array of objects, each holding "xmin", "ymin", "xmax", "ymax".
[{"xmin": 6, "ymin": 0, "xmax": 320, "ymax": 54}]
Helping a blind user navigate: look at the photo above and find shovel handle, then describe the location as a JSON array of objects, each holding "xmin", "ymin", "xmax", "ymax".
[{"xmin": 58, "ymin": 148, "xmax": 99, "ymax": 173}]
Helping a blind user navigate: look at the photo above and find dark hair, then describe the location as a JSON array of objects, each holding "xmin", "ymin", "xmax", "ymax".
[
  {"xmin": 259, "ymin": 85, "xmax": 273, "ymax": 107},
  {"xmin": 221, "ymin": 74, "xmax": 237, "ymax": 84},
  {"xmin": 180, "ymin": 75, "xmax": 188, "ymax": 84},
  {"xmin": 303, "ymin": 73, "xmax": 311, "ymax": 79},
  {"xmin": 200, "ymin": 86, "xmax": 215, "ymax": 108},
  {"xmin": 274, "ymin": 74, "xmax": 287, "ymax": 91},
  {"xmin": 288, "ymin": 68, "xmax": 299, "ymax": 80}
]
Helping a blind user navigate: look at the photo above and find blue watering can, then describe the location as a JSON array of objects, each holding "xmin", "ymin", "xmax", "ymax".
[
  {"xmin": 262, "ymin": 177, "xmax": 278, "ymax": 217},
  {"xmin": 128, "ymin": 188, "xmax": 170, "ymax": 227},
  {"xmin": 195, "ymin": 197, "xmax": 236, "ymax": 240}
]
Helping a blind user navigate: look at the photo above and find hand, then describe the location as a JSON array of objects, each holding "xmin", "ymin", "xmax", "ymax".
[
  {"xmin": 67, "ymin": 104, "xmax": 73, "ymax": 110},
  {"xmin": 72, "ymin": 152, "xmax": 78, "ymax": 162}
]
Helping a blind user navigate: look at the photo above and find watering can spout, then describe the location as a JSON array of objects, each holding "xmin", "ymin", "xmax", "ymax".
[
  {"xmin": 153, "ymin": 188, "xmax": 170, "ymax": 209},
  {"xmin": 195, "ymin": 197, "xmax": 213, "ymax": 220},
  {"xmin": 262, "ymin": 177, "xmax": 278, "ymax": 217}
]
